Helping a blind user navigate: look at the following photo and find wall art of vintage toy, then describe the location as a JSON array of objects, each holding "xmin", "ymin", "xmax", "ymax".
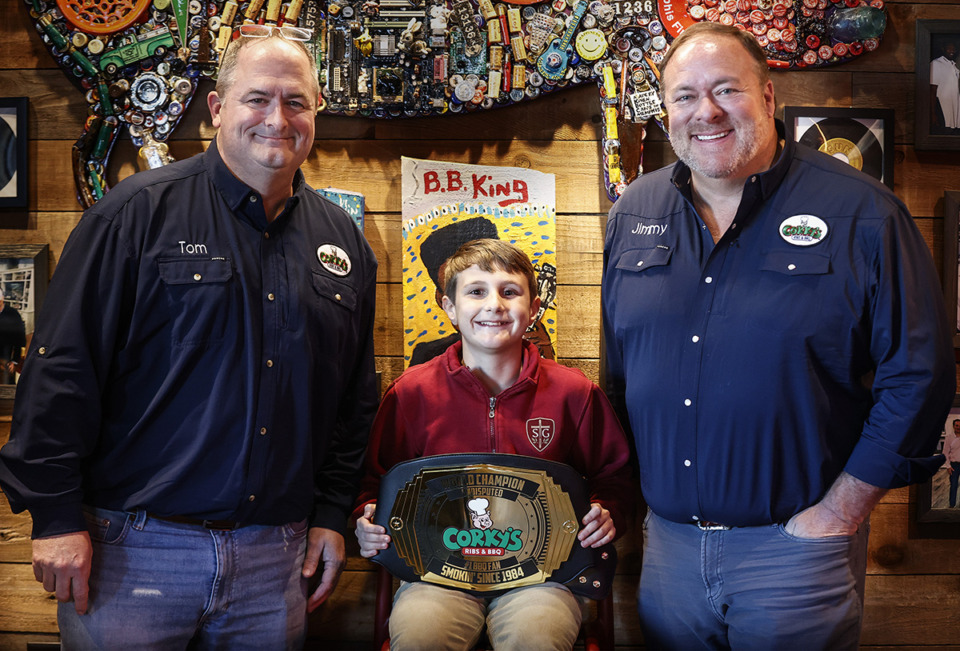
[
  {"xmin": 25, "ymin": 0, "xmax": 889, "ymax": 207},
  {"xmin": 401, "ymin": 157, "xmax": 557, "ymax": 367}
]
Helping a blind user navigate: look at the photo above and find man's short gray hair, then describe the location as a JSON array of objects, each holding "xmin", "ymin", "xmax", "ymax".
[{"xmin": 216, "ymin": 34, "xmax": 319, "ymax": 100}]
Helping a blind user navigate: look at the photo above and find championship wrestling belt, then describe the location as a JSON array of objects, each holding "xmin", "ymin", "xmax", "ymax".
[{"xmin": 372, "ymin": 453, "xmax": 617, "ymax": 599}]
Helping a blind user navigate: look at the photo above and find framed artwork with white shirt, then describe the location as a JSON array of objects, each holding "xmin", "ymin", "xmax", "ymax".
[
  {"xmin": 918, "ymin": 396, "xmax": 960, "ymax": 523},
  {"xmin": 915, "ymin": 21, "xmax": 960, "ymax": 151}
]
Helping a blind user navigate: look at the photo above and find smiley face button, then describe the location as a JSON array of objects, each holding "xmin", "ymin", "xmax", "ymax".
[{"xmin": 575, "ymin": 29, "xmax": 608, "ymax": 61}]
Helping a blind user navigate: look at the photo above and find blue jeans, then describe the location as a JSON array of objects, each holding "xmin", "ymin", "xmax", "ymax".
[
  {"xmin": 58, "ymin": 507, "xmax": 308, "ymax": 650},
  {"xmin": 638, "ymin": 510, "xmax": 868, "ymax": 650}
]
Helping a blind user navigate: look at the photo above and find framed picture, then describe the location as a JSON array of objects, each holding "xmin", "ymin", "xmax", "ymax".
[
  {"xmin": 783, "ymin": 106, "xmax": 895, "ymax": 189},
  {"xmin": 918, "ymin": 395, "xmax": 960, "ymax": 523},
  {"xmin": 943, "ymin": 191, "xmax": 960, "ymax": 349},
  {"xmin": 0, "ymin": 244, "xmax": 48, "ymax": 400},
  {"xmin": 915, "ymin": 21, "xmax": 960, "ymax": 151},
  {"xmin": 0, "ymin": 97, "xmax": 28, "ymax": 209}
]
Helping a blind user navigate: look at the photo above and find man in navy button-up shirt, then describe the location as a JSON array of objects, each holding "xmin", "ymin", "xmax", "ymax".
[
  {"xmin": 0, "ymin": 32, "xmax": 378, "ymax": 647},
  {"xmin": 603, "ymin": 23, "xmax": 954, "ymax": 649}
]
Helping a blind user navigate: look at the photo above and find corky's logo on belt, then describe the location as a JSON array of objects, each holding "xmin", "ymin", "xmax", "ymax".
[
  {"xmin": 385, "ymin": 464, "xmax": 579, "ymax": 591},
  {"xmin": 442, "ymin": 498, "xmax": 524, "ymax": 557}
]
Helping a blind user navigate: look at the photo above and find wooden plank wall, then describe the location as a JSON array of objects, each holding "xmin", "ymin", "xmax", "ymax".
[{"xmin": 2, "ymin": 0, "xmax": 960, "ymax": 648}]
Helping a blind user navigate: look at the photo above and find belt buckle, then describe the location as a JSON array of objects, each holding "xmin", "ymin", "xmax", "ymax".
[{"xmin": 696, "ymin": 520, "xmax": 731, "ymax": 531}]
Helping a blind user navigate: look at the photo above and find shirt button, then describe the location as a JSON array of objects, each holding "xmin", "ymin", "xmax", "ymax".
[
  {"xmin": 260, "ymin": 427, "xmax": 267, "ymax": 436},
  {"xmin": 684, "ymin": 398, "xmax": 692, "ymax": 406},
  {"xmin": 787, "ymin": 264, "xmax": 796, "ymax": 271},
  {"xmin": 267, "ymin": 293, "xmax": 275, "ymax": 301},
  {"xmin": 692, "ymin": 515, "xmax": 700, "ymax": 521},
  {"xmin": 266, "ymin": 360, "xmax": 274, "ymax": 368},
  {"xmin": 335, "ymin": 293, "xmax": 342, "ymax": 301},
  {"xmin": 264, "ymin": 232, "xmax": 270, "ymax": 239},
  {"xmin": 637, "ymin": 260, "xmax": 644, "ymax": 267},
  {"xmin": 704, "ymin": 277, "xmax": 713, "ymax": 284},
  {"xmin": 250, "ymin": 196, "xmax": 258, "ymax": 203},
  {"xmin": 691, "ymin": 335, "xmax": 700, "ymax": 343},
  {"xmin": 684, "ymin": 459, "xmax": 692, "ymax": 467},
  {"xmin": 38, "ymin": 347, "xmax": 46, "ymax": 355},
  {"xmin": 194, "ymin": 273, "xmax": 202, "ymax": 281},
  {"xmin": 248, "ymin": 494, "xmax": 256, "ymax": 502}
]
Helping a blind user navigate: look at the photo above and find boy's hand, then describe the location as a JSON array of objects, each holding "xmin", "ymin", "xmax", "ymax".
[
  {"xmin": 356, "ymin": 503, "xmax": 392, "ymax": 558},
  {"xmin": 578, "ymin": 502, "xmax": 615, "ymax": 548}
]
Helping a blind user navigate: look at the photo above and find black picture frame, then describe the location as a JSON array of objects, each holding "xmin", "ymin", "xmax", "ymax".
[
  {"xmin": 915, "ymin": 20, "xmax": 960, "ymax": 151},
  {"xmin": 783, "ymin": 106, "xmax": 895, "ymax": 189},
  {"xmin": 943, "ymin": 191, "xmax": 960, "ymax": 349},
  {"xmin": 0, "ymin": 244, "xmax": 48, "ymax": 401},
  {"xmin": 0, "ymin": 97, "xmax": 28, "ymax": 209},
  {"xmin": 917, "ymin": 395, "xmax": 960, "ymax": 523}
]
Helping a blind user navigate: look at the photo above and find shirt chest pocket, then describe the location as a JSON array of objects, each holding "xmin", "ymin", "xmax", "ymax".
[
  {"xmin": 310, "ymin": 272, "xmax": 359, "ymax": 351},
  {"xmin": 742, "ymin": 250, "xmax": 832, "ymax": 336},
  {"xmin": 613, "ymin": 246, "xmax": 674, "ymax": 311},
  {"xmin": 616, "ymin": 246, "xmax": 673, "ymax": 272},
  {"xmin": 158, "ymin": 258, "xmax": 237, "ymax": 347},
  {"xmin": 759, "ymin": 250, "xmax": 831, "ymax": 277}
]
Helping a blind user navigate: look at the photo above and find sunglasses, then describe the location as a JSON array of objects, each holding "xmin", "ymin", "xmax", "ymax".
[{"xmin": 236, "ymin": 24, "xmax": 312, "ymax": 42}]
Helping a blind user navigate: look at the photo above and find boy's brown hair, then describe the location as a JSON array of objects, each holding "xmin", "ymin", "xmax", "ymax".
[{"xmin": 442, "ymin": 239, "xmax": 538, "ymax": 304}]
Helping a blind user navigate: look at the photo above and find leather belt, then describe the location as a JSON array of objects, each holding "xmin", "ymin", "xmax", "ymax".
[
  {"xmin": 696, "ymin": 520, "xmax": 731, "ymax": 531},
  {"xmin": 149, "ymin": 513, "xmax": 241, "ymax": 530},
  {"xmin": 372, "ymin": 453, "xmax": 618, "ymax": 600}
]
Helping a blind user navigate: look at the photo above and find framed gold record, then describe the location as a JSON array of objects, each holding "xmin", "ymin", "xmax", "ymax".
[{"xmin": 783, "ymin": 107, "xmax": 895, "ymax": 190}]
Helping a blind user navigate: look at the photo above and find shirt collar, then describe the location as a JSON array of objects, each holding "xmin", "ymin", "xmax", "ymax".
[
  {"xmin": 443, "ymin": 339, "xmax": 542, "ymax": 390},
  {"xmin": 670, "ymin": 118, "xmax": 792, "ymax": 204},
  {"xmin": 203, "ymin": 138, "xmax": 307, "ymax": 225}
]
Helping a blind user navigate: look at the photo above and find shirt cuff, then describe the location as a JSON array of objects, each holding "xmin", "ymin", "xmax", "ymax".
[
  {"xmin": 310, "ymin": 503, "xmax": 350, "ymax": 535},
  {"xmin": 29, "ymin": 502, "xmax": 87, "ymax": 539},
  {"xmin": 844, "ymin": 437, "xmax": 945, "ymax": 489}
]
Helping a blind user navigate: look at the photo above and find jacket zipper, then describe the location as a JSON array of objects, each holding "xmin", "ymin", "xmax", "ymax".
[{"xmin": 488, "ymin": 397, "xmax": 496, "ymax": 452}]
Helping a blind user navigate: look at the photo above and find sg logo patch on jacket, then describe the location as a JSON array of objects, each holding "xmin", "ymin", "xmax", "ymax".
[{"xmin": 526, "ymin": 418, "xmax": 556, "ymax": 452}]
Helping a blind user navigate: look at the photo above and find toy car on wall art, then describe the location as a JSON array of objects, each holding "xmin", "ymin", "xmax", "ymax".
[{"xmin": 26, "ymin": 0, "xmax": 887, "ymax": 207}]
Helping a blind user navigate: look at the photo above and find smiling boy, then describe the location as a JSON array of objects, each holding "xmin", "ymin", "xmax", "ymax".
[{"xmin": 355, "ymin": 239, "xmax": 632, "ymax": 650}]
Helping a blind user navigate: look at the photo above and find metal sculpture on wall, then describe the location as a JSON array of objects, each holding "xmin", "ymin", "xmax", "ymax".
[{"xmin": 24, "ymin": 0, "xmax": 888, "ymax": 207}]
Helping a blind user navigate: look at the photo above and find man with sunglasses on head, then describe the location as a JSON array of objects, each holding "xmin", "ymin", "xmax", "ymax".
[{"xmin": 0, "ymin": 27, "xmax": 378, "ymax": 648}]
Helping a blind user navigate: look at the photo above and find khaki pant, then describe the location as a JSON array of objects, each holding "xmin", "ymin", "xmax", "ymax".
[{"xmin": 389, "ymin": 580, "xmax": 582, "ymax": 651}]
